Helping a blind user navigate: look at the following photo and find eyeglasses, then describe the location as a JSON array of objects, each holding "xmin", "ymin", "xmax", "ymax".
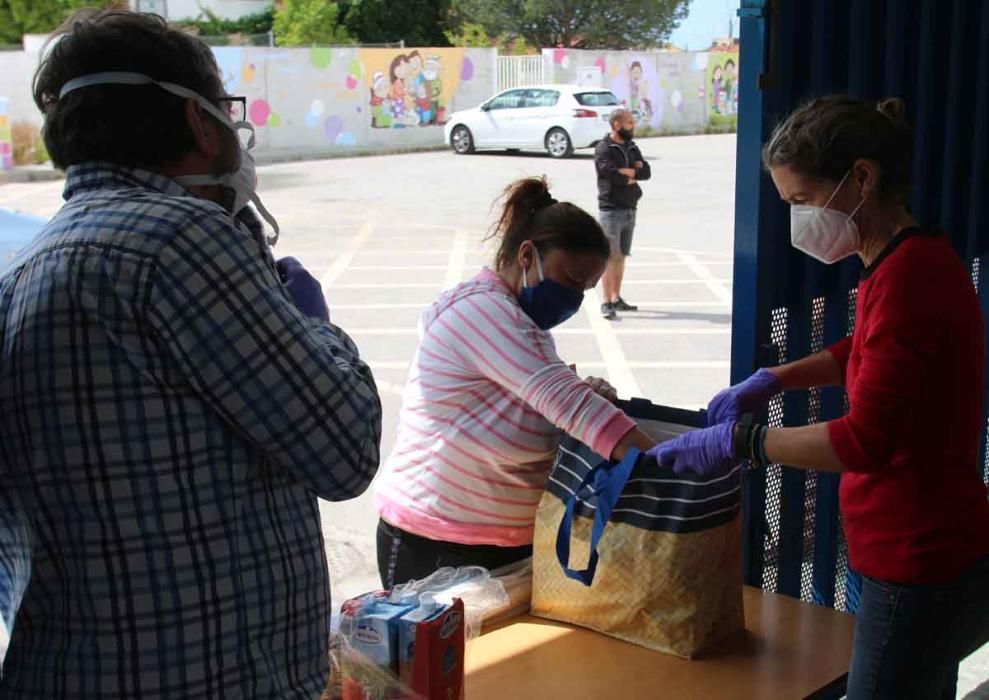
[{"xmin": 217, "ymin": 96, "xmax": 247, "ymax": 123}]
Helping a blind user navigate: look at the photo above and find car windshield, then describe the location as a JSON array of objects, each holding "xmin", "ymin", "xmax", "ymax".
[{"xmin": 574, "ymin": 91, "xmax": 621, "ymax": 107}]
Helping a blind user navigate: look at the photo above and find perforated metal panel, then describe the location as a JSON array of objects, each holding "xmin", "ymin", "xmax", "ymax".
[
  {"xmin": 761, "ymin": 307, "xmax": 789, "ymax": 593},
  {"xmin": 734, "ymin": 0, "xmax": 989, "ymax": 611}
]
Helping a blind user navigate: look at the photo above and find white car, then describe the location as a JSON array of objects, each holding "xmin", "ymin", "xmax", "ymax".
[{"xmin": 443, "ymin": 85, "xmax": 623, "ymax": 158}]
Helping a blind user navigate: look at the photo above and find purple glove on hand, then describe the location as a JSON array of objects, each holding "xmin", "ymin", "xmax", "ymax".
[
  {"xmin": 706, "ymin": 368, "xmax": 780, "ymax": 426},
  {"xmin": 647, "ymin": 423, "xmax": 737, "ymax": 478},
  {"xmin": 276, "ymin": 257, "xmax": 330, "ymax": 322}
]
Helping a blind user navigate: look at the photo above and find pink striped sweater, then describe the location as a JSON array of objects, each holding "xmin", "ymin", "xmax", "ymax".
[{"xmin": 374, "ymin": 269, "xmax": 636, "ymax": 547}]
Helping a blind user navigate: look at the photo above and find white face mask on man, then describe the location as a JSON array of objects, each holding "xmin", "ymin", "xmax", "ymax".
[
  {"xmin": 790, "ymin": 169, "xmax": 866, "ymax": 264},
  {"xmin": 58, "ymin": 71, "xmax": 281, "ymax": 245}
]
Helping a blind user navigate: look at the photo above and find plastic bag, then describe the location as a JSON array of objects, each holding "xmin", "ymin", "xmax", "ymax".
[
  {"xmin": 387, "ymin": 566, "xmax": 508, "ymax": 639},
  {"xmin": 324, "ymin": 634, "xmax": 425, "ymax": 700}
]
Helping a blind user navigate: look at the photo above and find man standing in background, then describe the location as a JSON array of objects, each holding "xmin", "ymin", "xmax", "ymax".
[{"xmin": 595, "ymin": 109, "xmax": 651, "ymax": 320}]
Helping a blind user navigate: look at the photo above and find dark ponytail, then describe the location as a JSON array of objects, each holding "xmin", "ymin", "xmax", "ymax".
[
  {"xmin": 488, "ymin": 177, "xmax": 610, "ymax": 270},
  {"xmin": 762, "ymin": 94, "xmax": 913, "ymax": 206}
]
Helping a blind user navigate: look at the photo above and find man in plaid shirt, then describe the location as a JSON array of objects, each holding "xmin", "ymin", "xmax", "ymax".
[{"xmin": 0, "ymin": 9, "xmax": 382, "ymax": 698}]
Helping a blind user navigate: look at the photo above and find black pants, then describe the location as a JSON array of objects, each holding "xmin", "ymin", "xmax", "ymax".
[{"xmin": 376, "ymin": 519, "xmax": 532, "ymax": 589}]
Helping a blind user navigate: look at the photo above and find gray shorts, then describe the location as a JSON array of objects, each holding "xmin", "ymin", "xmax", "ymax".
[{"xmin": 599, "ymin": 209, "xmax": 636, "ymax": 257}]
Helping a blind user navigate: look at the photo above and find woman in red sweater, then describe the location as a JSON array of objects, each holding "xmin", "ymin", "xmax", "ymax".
[{"xmin": 654, "ymin": 95, "xmax": 989, "ymax": 699}]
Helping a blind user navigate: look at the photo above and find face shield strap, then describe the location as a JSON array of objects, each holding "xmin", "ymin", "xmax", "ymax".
[{"xmin": 58, "ymin": 71, "xmax": 252, "ymax": 145}]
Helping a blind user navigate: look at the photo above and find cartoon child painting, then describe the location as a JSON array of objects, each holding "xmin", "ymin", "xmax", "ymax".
[
  {"xmin": 414, "ymin": 80, "xmax": 432, "ymax": 125},
  {"xmin": 724, "ymin": 58, "xmax": 738, "ymax": 115},
  {"xmin": 373, "ymin": 50, "xmax": 448, "ymax": 128},
  {"xmin": 423, "ymin": 55, "xmax": 443, "ymax": 125},
  {"xmin": 627, "ymin": 61, "xmax": 653, "ymax": 126},
  {"xmin": 388, "ymin": 53, "xmax": 410, "ymax": 126},
  {"xmin": 370, "ymin": 71, "xmax": 393, "ymax": 128},
  {"xmin": 711, "ymin": 64, "xmax": 724, "ymax": 116}
]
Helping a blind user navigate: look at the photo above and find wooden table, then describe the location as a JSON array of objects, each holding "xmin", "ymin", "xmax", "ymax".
[{"xmin": 465, "ymin": 586, "xmax": 855, "ymax": 700}]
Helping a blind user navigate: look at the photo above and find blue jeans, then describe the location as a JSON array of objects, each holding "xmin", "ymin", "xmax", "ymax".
[{"xmin": 847, "ymin": 555, "xmax": 989, "ymax": 699}]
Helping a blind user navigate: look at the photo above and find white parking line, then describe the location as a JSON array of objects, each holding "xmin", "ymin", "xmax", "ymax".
[
  {"xmin": 348, "ymin": 265, "xmax": 449, "ymax": 271},
  {"xmin": 332, "ymin": 283, "xmax": 441, "ymax": 289},
  {"xmin": 374, "ymin": 379, "xmax": 408, "ymax": 397},
  {"xmin": 676, "ymin": 252, "xmax": 734, "ymax": 305},
  {"xmin": 320, "ymin": 221, "xmax": 374, "ymax": 288},
  {"xmin": 635, "ymin": 301, "xmax": 731, "ymax": 309},
  {"xmin": 584, "ymin": 288, "xmax": 641, "ymax": 398},
  {"xmin": 445, "ymin": 229, "xmax": 470, "ymax": 290},
  {"xmin": 348, "ymin": 327, "xmax": 730, "ymax": 336},
  {"xmin": 546, "ymin": 361, "xmax": 731, "ymax": 369},
  {"xmin": 367, "ymin": 360, "xmax": 728, "ymax": 372},
  {"xmin": 634, "ymin": 245, "xmax": 733, "ymax": 259},
  {"xmin": 332, "ymin": 304, "xmax": 427, "ymax": 309},
  {"xmin": 621, "ymin": 279, "xmax": 732, "ymax": 285},
  {"xmin": 626, "ymin": 261, "xmax": 717, "ymax": 268}
]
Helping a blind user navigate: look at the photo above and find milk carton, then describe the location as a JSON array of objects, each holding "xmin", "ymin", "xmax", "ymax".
[
  {"xmin": 398, "ymin": 597, "xmax": 465, "ymax": 700},
  {"xmin": 397, "ymin": 596, "xmax": 446, "ymax": 686},
  {"xmin": 350, "ymin": 601, "xmax": 415, "ymax": 673}
]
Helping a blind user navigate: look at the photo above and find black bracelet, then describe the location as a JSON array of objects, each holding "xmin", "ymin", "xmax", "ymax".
[
  {"xmin": 733, "ymin": 414, "xmax": 754, "ymax": 460},
  {"xmin": 750, "ymin": 424, "xmax": 761, "ymax": 465},
  {"xmin": 754, "ymin": 425, "xmax": 770, "ymax": 469}
]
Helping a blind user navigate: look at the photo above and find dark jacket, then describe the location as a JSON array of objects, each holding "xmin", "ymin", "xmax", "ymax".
[{"xmin": 594, "ymin": 135, "xmax": 651, "ymax": 211}]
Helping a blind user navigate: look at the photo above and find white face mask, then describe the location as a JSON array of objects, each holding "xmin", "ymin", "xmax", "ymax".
[
  {"xmin": 58, "ymin": 71, "xmax": 280, "ymax": 245},
  {"xmin": 790, "ymin": 169, "xmax": 866, "ymax": 264}
]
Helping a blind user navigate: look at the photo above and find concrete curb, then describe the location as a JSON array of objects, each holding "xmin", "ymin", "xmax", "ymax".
[
  {"xmin": 0, "ymin": 165, "xmax": 65, "ymax": 184},
  {"xmin": 0, "ymin": 144, "xmax": 454, "ymax": 184},
  {"xmin": 0, "ymin": 131, "xmax": 739, "ymax": 183}
]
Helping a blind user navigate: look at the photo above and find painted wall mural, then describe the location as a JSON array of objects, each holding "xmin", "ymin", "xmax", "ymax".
[
  {"xmin": 208, "ymin": 46, "xmax": 494, "ymax": 156},
  {"xmin": 705, "ymin": 50, "xmax": 739, "ymax": 127},
  {"xmin": 362, "ymin": 48, "xmax": 467, "ymax": 129},
  {"xmin": 0, "ymin": 98, "xmax": 11, "ymax": 171},
  {"xmin": 545, "ymin": 49, "xmax": 709, "ymax": 134}
]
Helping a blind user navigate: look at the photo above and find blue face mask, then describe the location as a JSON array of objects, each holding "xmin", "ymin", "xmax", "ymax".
[{"xmin": 517, "ymin": 249, "xmax": 585, "ymax": 330}]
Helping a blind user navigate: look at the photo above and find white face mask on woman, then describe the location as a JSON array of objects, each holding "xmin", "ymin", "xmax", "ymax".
[
  {"xmin": 58, "ymin": 71, "xmax": 281, "ymax": 246},
  {"xmin": 790, "ymin": 169, "xmax": 866, "ymax": 264}
]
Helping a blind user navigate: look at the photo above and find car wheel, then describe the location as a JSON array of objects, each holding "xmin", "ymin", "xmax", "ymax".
[
  {"xmin": 545, "ymin": 128, "xmax": 573, "ymax": 159},
  {"xmin": 451, "ymin": 126, "xmax": 475, "ymax": 155}
]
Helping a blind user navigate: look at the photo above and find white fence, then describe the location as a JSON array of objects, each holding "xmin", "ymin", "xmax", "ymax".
[{"xmin": 497, "ymin": 55, "xmax": 546, "ymax": 91}]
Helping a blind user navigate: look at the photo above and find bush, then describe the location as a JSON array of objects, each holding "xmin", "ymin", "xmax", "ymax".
[{"xmin": 11, "ymin": 122, "xmax": 49, "ymax": 165}]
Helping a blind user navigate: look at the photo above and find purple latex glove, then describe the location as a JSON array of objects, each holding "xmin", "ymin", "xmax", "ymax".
[
  {"xmin": 647, "ymin": 423, "xmax": 737, "ymax": 478},
  {"xmin": 276, "ymin": 257, "xmax": 330, "ymax": 322},
  {"xmin": 706, "ymin": 368, "xmax": 781, "ymax": 426}
]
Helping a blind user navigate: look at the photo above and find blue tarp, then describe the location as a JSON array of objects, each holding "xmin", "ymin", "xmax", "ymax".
[{"xmin": 0, "ymin": 209, "xmax": 46, "ymax": 273}]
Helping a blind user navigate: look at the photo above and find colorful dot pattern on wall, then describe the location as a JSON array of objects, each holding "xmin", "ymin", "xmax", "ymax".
[
  {"xmin": 0, "ymin": 98, "xmax": 11, "ymax": 171},
  {"xmin": 249, "ymin": 99, "xmax": 271, "ymax": 127},
  {"xmin": 311, "ymin": 47, "xmax": 332, "ymax": 70}
]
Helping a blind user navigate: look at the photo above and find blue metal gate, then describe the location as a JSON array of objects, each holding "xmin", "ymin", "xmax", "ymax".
[{"xmin": 733, "ymin": 0, "xmax": 989, "ymax": 611}]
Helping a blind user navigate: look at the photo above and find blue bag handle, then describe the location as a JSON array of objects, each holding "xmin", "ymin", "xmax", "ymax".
[{"xmin": 555, "ymin": 448, "xmax": 641, "ymax": 586}]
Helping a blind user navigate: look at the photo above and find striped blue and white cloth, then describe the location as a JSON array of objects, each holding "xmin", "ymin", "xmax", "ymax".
[{"xmin": 0, "ymin": 164, "xmax": 382, "ymax": 698}]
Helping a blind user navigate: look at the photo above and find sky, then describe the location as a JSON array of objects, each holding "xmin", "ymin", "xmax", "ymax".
[{"xmin": 668, "ymin": 0, "xmax": 742, "ymax": 51}]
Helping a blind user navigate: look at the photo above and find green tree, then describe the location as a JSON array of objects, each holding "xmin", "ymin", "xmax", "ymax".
[
  {"xmin": 274, "ymin": 0, "xmax": 352, "ymax": 46},
  {"xmin": 178, "ymin": 8, "xmax": 275, "ymax": 36},
  {"xmin": 449, "ymin": 0, "xmax": 690, "ymax": 50},
  {"xmin": 343, "ymin": 0, "xmax": 450, "ymax": 47},
  {"xmin": 443, "ymin": 21, "xmax": 489, "ymax": 48},
  {"xmin": 0, "ymin": 0, "xmax": 122, "ymax": 45}
]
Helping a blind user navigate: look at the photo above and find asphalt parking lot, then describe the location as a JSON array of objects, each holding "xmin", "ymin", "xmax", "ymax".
[
  {"xmin": 0, "ymin": 133, "xmax": 739, "ymax": 604},
  {"xmin": 4, "ymin": 133, "xmax": 989, "ymax": 697}
]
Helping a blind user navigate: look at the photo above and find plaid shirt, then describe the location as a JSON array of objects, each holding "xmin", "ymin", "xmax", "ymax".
[{"xmin": 0, "ymin": 165, "xmax": 382, "ymax": 698}]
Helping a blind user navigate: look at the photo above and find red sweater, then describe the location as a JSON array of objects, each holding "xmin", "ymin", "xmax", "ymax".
[{"xmin": 827, "ymin": 228, "xmax": 989, "ymax": 585}]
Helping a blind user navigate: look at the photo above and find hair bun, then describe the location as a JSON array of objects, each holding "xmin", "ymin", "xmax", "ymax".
[{"xmin": 876, "ymin": 97, "xmax": 907, "ymax": 125}]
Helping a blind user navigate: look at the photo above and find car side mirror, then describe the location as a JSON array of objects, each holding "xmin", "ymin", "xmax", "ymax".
[{"xmin": 481, "ymin": 103, "xmax": 491, "ymax": 112}]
